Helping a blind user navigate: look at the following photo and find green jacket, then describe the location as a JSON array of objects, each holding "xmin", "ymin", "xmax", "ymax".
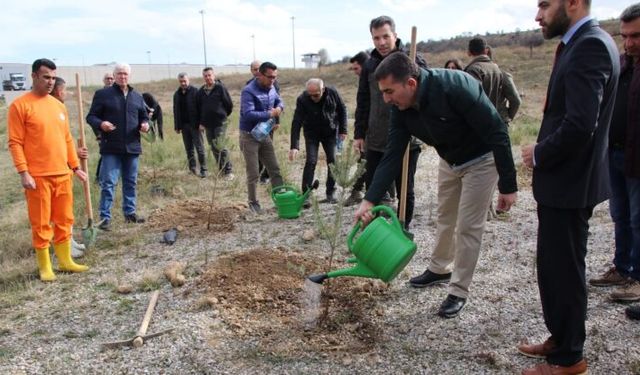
[{"xmin": 365, "ymin": 68, "xmax": 517, "ymax": 203}]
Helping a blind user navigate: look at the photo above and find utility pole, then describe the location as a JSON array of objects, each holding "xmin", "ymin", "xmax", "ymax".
[
  {"xmin": 146, "ymin": 51, "xmax": 151, "ymax": 81},
  {"xmin": 200, "ymin": 9, "xmax": 208, "ymax": 67},
  {"xmin": 291, "ymin": 16, "xmax": 296, "ymax": 69},
  {"xmin": 251, "ymin": 34, "xmax": 256, "ymax": 61}
]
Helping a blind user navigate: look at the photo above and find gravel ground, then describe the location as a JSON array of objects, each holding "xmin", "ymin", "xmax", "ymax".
[{"xmin": 1, "ymin": 147, "xmax": 639, "ymax": 375}]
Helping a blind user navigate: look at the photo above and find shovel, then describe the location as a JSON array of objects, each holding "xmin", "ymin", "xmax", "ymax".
[
  {"xmin": 397, "ymin": 26, "xmax": 418, "ymax": 241},
  {"xmin": 75, "ymin": 74, "xmax": 98, "ymax": 248}
]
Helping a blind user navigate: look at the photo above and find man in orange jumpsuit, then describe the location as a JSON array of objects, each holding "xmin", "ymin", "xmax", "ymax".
[{"xmin": 7, "ymin": 58, "xmax": 89, "ymax": 281}]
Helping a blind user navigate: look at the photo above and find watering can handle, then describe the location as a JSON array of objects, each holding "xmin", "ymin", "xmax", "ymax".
[
  {"xmin": 270, "ymin": 185, "xmax": 299, "ymax": 202},
  {"xmin": 371, "ymin": 205, "xmax": 403, "ymax": 233},
  {"xmin": 347, "ymin": 205, "xmax": 402, "ymax": 251}
]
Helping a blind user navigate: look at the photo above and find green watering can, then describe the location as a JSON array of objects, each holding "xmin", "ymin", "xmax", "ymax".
[
  {"xmin": 307, "ymin": 205, "xmax": 417, "ymax": 284},
  {"xmin": 271, "ymin": 180, "xmax": 319, "ymax": 219}
]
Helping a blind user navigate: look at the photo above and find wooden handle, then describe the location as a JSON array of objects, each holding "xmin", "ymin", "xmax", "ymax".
[
  {"xmin": 136, "ymin": 290, "xmax": 160, "ymax": 338},
  {"xmin": 75, "ymin": 74, "xmax": 93, "ymax": 220},
  {"xmin": 399, "ymin": 26, "xmax": 418, "ymax": 224}
]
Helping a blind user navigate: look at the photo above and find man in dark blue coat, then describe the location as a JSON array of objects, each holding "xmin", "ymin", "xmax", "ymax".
[
  {"xmin": 519, "ymin": 1, "xmax": 620, "ymax": 373},
  {"xmin": 87, "ymin": 63, "xmax": 149, "ymax": 230}
]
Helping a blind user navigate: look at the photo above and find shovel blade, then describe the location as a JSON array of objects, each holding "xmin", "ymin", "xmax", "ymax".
[{"xmin": 81, "ymin": 220, "xmax": 98, "ymax": 248}]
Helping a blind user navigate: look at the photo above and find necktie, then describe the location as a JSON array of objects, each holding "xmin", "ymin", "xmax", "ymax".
[{"xmin": 543, "ymin": 42, "xmax": 565, "ymax": 112}]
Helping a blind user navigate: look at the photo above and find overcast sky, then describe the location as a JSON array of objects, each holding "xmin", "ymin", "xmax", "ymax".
[{"xmin": 1, "ymin": 0, "xmax": 627, "ymax": 67}]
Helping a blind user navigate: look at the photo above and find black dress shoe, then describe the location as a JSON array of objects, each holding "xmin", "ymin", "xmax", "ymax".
[
  {"xmin": 626, "ymin": 304, "xmax": 640, "ymax": 320},
  {"xmin": 124, "ymin": 214, "xmax": 146, "ymax": 224},
  {"xmin": 409, "ymin": 270, "xmax": 452, "ymax": 288},
  {"xmin": 437, "ymin": 294, "xmax": 466, "ymax": 318}
]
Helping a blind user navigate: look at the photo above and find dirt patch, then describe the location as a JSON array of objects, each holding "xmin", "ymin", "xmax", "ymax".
[
  {"xmin": 198, "ymin": 248, "xmax": 388, "ymax": 356},
  {"xmin": 147, "ymin": 199, "xmax": 245, "ymax": 233}
]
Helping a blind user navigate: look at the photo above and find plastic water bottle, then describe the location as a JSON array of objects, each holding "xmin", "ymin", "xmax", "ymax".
[
  {"xmin": 251, "ymin": 118, "xmax": 275, "ymax": 142},
  {"xmin": 336, "ymin": 136, "xmax": 344, "ymax": 154}
]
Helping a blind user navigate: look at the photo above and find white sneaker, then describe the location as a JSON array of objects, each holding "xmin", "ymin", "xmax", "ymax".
[
  {"xmin": 224, "ymin": 173, "xmax": 235, "ymax": 181},
  {"xmin": 72, "ymin": 238, "xmax": 86, "ymax": 251},
  {"xmin": 71, "ymin": 239, "xmax": 85, "ymax": 258}
]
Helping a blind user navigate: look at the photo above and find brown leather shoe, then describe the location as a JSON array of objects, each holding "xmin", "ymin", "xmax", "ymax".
[
  {"xmin": 517, "ymin": 338, "xmax": 556, "ymax": 359},
  {"xmin": 521, "ymin": 359, "xmax": 587, "ymax": 375}
]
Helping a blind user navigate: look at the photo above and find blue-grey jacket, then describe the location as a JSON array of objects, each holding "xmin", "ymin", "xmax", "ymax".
[
  {"xmin": 87, "ymin": 84, "xmax": 148, "ymax": 155},
  {"xmin": 239, "ymin": 79, "xmax": 283, "ymax": 132}
]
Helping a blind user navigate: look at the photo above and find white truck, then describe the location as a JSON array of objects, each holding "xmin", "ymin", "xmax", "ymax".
[{"xmin": 2, "ymin": 73, "xmax": 27, "ymax": 91}]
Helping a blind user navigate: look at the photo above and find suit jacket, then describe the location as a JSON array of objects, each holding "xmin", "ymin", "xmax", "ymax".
[{"xmin": 533, "ymin": 19, "xmax": 620, "ymax": 208}]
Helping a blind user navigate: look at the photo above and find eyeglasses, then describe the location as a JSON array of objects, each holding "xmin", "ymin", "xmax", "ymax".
[{"xmin": 263, "ymin": 74, "xmax": 277, "ymax": 80}]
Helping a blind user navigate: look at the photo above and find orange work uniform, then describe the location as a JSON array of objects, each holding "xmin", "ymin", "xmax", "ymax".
[{"xmin": 7, "ymin": 92, "xmax": 80, "ymax": 249}]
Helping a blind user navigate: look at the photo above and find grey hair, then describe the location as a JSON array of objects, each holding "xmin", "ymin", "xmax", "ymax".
[
  {"xmin": 177, "ymin": 72, "xmax": 188, "ymax": 79},
  {"xmin": 621, "ymin": 3, "xmax": 640, "ymax": 23},
  {"xmin": 113, "ymin": 63, "xmax": 131, "ymax": 74},
  {"xmin": 306, "ymin": 78, "xmax": 324, "ymax": 91}
]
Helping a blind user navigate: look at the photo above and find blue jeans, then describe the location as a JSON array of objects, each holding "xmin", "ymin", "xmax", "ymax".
[
  {"xmin": 610, "ymin": 148, "xmax": 640, "ymax": 280},
  {"xmin": 99, "ymin": 153, "xmax": 139, "ymax": 220}
]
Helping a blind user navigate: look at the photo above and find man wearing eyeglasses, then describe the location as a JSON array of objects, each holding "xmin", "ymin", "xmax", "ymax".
[
  {"xmin": 239, "ymin": 62, "xmax": 285, "ymax": 214},
  {"xmin": 289, "ymin": 78, "xmax": 347, "ymax": 206}
]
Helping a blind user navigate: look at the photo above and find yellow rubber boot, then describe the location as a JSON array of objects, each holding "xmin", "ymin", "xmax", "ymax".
[
  {"xmin": 35, "ymin": 247, "xmax": 56, "ymax": 281},
  {"xmin": 54, "ymin": 241, "xmax": 89, "ymax": 273}
]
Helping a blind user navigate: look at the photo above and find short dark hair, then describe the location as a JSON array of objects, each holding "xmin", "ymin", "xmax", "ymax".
[
  {"xmin": 621, "ymin": 3, "xmax": 640, "ymax": 23},
  {"xmin": 468, "ymin": 37, "xmax": 487, "ymax": 56},
  {"xmin": 32, "ymin": 58, "xmax": 56, "ymax": 73},
  {"xmin": 374, "ymin": 52, "xmax": 419, "ymax": 83},
  {"xmin": 53, "ymin": 77, "xmax": 65, "ymax": 90},
  {"xmin": 259, "ymin": 62, "xmax": 277, "ymax": 74},
  {"xmin": 370, "ymin": 15, "xmax": 395, "ymax": 33},
  {"xmin": 202, "ymin": 67, "xmax": 213, "ymax": 73},
  {"xmin": 350, "ymin": 51, "xmax": 369, "ymax": 65}
]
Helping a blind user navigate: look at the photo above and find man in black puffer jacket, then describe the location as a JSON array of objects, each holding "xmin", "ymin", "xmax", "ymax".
[
  {"xmin": 354, "ymin": 15, "xmax": 428, "ymax": 228},
  {"xmin": 289, "ymin": 78, "xmax": 347, "ymax": 204}
]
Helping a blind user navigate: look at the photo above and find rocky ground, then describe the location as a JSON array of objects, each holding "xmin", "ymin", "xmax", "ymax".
[{"xmin": 1, "ymin": 147, "xmax": 639, "ymax": 375}]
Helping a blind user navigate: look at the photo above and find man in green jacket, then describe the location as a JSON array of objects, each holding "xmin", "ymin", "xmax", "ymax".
[{"xmin": 354, "ymin": 52, "xmax": 518, "ymax": 318}]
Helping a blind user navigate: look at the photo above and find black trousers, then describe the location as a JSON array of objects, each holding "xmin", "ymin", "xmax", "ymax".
[
  {"xmin": 302, "ymin": 134, "xmax": 336, "ymax": 197},
  {"xmin": 205, "ymin": 125, "xmax": 232, "ymax": 174},
  {"xmin": 181, "ymin": 126, "xmax": 206, "ymax": 172},
  {"xmin": 536, "ymin": 204, "xmax": 594, "ymax": 367},
  {"xmin": 365, "ymin": 147, "xmax": 421, "ymax": 227},
  {"xmin": 352, "ymin": 150, "xmax": 367, "ymax": 192}
]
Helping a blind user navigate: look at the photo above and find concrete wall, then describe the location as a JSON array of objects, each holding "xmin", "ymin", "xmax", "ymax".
[
  {"xmin": 0, "ymin": 63, "xmax": 248, "ymax": 106},
  {"xmin": 56, "ymin": 64, "xmax": 248, "ymax": 87},
  {"xmin": 0, "ymin": 63, "xmax": 247, "ymax": 88}
]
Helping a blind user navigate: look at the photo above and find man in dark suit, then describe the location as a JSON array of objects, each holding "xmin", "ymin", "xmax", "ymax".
[{"xmin": 519, "ymin": 0, "xmax": 620, "ymax": 374}]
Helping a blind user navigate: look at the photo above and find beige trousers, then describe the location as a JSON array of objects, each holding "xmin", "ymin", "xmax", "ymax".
[{"xmin": 428, "ymin": 155, "xmax": 498, "ymax": 298}]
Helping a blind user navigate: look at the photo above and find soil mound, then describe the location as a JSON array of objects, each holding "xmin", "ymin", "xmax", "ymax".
[
  {"xmin": 148, "ymin": 199, "xmax": 244, "ymax": 233},
  {"xmin": 199, "ymin": 248, "xmax": 388, "ymax": 356}
]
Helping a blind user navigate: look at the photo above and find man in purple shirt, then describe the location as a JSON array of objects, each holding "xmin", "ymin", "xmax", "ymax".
[{"xmin": 239, "ymin": 62, "xmax": 285, "ymax": 214}]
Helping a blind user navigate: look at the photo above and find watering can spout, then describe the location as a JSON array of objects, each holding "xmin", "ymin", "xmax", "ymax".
[
  {"xmin": 327, "ymin": 262, "xmax": 377, "ymax": 280},
  {"xmin": 306, "ymin": 261, "xmax": 377, "ymax": 284},
  {"xmin": 301, "ymin": 179, "xmax": 320, "ymax": 202},
  {"xmin": 307, "ymin": 273, "xmax": 329, "ymax": 284}
]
